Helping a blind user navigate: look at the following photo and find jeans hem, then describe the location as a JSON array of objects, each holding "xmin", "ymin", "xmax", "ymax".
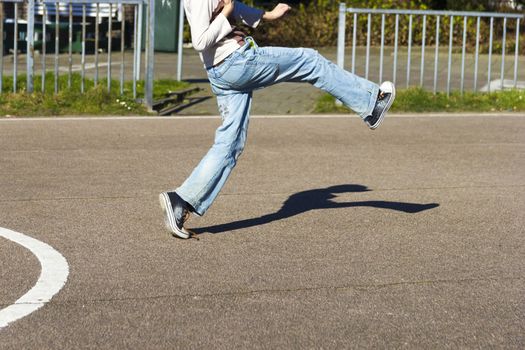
[
  {"xmin": 360, "ymin": 85, "xmax": 380, "ymax": 119},
  {"xmin": 174, "ymin": 190, "xmax": 204, "ymax": 217}
]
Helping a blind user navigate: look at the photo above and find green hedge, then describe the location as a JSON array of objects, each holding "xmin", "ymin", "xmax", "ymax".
[
  {"xmin": 0, "ymin": 73, "xmax": 189, "ymax": 116},
  {"xmin": 239, "ymin": 0, "xmax": 525, "ymax": 53},
  {"xmin": 315, "ymin": 88, "xmax": 525, "ymax": 113}
]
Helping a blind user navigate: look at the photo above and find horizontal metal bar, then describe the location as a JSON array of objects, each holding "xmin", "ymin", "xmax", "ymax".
[
  {"xmin": 31, "ymin": 0, "xmax": 146, "ymax": 4},
  {"xmin": 346, "ymin": 7, "xmax": 524, "ymax": 19},
  {"xmin": 1, "ymin": 0, "xmax": 145, "ymax": 4},
  {"xmin": 35, "ymin": 3, "xmax": 117, "ymax": 17}
]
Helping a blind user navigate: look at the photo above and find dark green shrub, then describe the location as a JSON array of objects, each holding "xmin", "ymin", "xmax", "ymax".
[{"xmin": 244, "ymin": 0, "xmax": 525, "ymax": 54}]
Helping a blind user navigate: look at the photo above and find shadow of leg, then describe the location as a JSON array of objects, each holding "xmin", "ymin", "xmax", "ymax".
[{"xmin": 192, "ymin": 184, "xmax": 439, "ymax": 235}]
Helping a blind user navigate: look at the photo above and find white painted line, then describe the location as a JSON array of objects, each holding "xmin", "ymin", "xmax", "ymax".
[
  {"xmin": 0, "ymin": 113, "xmax": 524, "ymax": 122},
  {"xmin": 0, "ymin": 227, "xmax": 69, "ymax": 329}
]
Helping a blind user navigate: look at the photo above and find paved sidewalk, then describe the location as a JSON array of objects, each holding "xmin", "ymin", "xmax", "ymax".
[
  {"xmin": 0, "ymin": 114, "xmax": 524, "ymax": 348},
  {"xmin": 163, "ymin": 47, "xmax": 337, "ymax": 116},
  {"xmin": 159, "ymin": 45, "xmax": 525, "ymax": 115}
]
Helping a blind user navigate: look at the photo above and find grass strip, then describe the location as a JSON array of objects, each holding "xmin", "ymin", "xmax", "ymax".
[
  {"xmin": 0, "ymin": 73, "xmax": 190, "ymax": 117},
  {"xmin": 315, "ymin": 88, "xmax": 525, "ymax": 114}
]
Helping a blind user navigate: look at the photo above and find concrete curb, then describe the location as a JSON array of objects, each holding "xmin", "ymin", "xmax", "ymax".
[{"xmin": 1, "ymin": 112, "xmax": 525, "ymax": 121}]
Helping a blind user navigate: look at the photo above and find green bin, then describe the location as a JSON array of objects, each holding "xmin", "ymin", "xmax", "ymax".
[{"xmin": 154, "ymin": 0, "xmax": 179, "ymax": 52}]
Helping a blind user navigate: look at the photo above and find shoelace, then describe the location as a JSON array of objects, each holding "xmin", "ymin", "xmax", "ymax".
[
  {"xmin": 181, "ymin": 210, "xmax": 200, "ymax": 240},
  {"xmin": 182, "ymin": 210, "xmax": 190, "ymax": 224}
]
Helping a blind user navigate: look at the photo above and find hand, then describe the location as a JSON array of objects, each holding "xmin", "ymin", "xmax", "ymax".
[
  {"xmin": 263, "ymin": 3, "xmax": 291, "ymax": 21},
  {"xmin": 222, "ymin": 0, "xmax": 235, "ymax": 18}
]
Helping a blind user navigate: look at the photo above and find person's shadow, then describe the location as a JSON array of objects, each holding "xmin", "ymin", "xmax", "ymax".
[{"xmin": 192, "ymin": 184, "xmax": 439, "ymax": 235}]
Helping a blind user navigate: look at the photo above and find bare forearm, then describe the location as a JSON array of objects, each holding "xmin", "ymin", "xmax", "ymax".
[{"xmin": 263, "ymin": 3, "xmax": 291, "ymax": 21}]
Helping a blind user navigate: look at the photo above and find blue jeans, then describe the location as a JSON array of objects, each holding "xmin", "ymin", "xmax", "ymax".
[{"xmin": 176, "ymin": 40, "xmax": 379, "ymax": 216}]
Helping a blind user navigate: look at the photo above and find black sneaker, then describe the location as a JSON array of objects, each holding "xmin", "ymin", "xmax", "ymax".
[
  {"xmin": 364, "ymin": 81, "xmax": 396, "ymax": 130},
  {"xmin": 159, "ymin": 191, "xmax": 191, "ymax": 239}
]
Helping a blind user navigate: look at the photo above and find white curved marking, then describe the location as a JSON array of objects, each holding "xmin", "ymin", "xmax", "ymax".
[{"xmin": 0, "ymin": 227, "xmax": 69, "ymax": 329}]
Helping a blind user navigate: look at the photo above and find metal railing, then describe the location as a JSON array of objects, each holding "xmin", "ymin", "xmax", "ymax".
[
  {"xmin": 337, "ymin": 4, "xmax": 524, "ymax": 94},
  {"xmin": 0, "ymin": 0, "xmax": 156, "ymax": 109}
]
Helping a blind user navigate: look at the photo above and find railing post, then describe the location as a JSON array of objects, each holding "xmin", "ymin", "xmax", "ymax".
[
  {"xmin": 379, "ymin": 14, "xmax": 385, "ymax": 83},
  {"xmin": 68, "ymin": 3, "xmax": 73, "ymax": 89},
  {"xmin": 133, "ymin": 4, "xmax": 138, "ymax": 98},
  {"xmin": 13, "ymin": 3, "xmax": 18, "ymax": 92},
  {"xmin": 460, "ymin": 16, "xmax": 467, "ymax": 94},
  {"xmin": 336, "ymin": 2, "xmax": 346, "ymax": 70},
  {"xmin": 420, "ymin": 15, "xmax": 426, "ymax": 87},
  {"xmin": 120, "ymin": 1, "xmax": 126, "ymax": 95},
  {"xmin": 487, "ymin": 17, "xmax": 494, "ymax": 93},
  {"xmin": 351, "ymin": 13, "xmax": 356, "ymax": 73},
  {"xmin": 433, "ymin": 15, "xmax": 440, "ymax": 94},
  {"xmin": 500, "ymin": 17, "xmax": 507, "ymax": 90},
  {"xmin": 393, "ymin": 14, "xmax": 399, "ymax": 85},
  {"xmin": 176, "ymin": 0, "xmax": 185, "ymax": 81},
  {"xmin": 335, "ymin": 2, "xmax": 346, "ymax": 106},
  {"xmin": 27, "ymin": 0, "xmax": 35, "ymax": 93},
  {"xmin": 365, "ymin": 13, "xmax": 371, "ymax": 80},
  {"xmin": 407, "ymin": 14, "xmax": 413, "ymax": 88},
  {"xmin": 145, "ymin": 0, "xmax": 155, "ymax": 111},
  {"xmin": 473, "ymin": 16, "xmax": 480, "ymax": 91},
  {"xmin": 0, "ymin": 2, "xmax": 4, "ymax": 93},
  {"xmin": 54, "ymin": 2, "xmax": 59, "ymax": 94},
  {"xmin": 107, "ymin": 3, "xmax": 113, "ymax": 92},
  {"xmin": 136, "ymin": 2, "xmax": 143, "ymax": 81},
  {"xmin": 446, "ymin": 16, "xmax": 454, "ymax": 97},
  {"xmin": 81, "ymin": 4, "xmax": 86, "ymax": 93},
  {"xmin": 41, "ymin": 4, "xmax": 47, "ymax": 93},
  {"xmin": 514, "ymin": 18, "xmax": 520, "ymax": 88}
]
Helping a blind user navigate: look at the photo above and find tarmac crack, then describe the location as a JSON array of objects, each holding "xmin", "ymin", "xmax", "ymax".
[
  {"xmin": 0, "ymin": 195, "xmax": 146, "ymax": 203},
  {"xmin": 2, "ymin": 275, "xmax": 522, "ymax": 307},
  {"xmin": 219, "ymin": 184, "xmax": 525, "ymax": 197}
]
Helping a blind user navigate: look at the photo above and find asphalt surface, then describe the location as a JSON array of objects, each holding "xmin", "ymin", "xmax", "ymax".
[{"xmin": 0, "ymin": 114, "xmax": 524, "ymax": 348}]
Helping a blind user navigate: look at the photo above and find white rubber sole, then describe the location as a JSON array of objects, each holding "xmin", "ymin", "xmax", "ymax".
[
  {"xmin": 369, "ymin": 81, "xmax": 396, "ymax": 130},
  {"xmin": 159, "ymin": 192, "xmax": 190, "ymax": 239}
]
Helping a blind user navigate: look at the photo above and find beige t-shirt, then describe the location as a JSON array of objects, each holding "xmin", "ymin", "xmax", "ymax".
[{"xmin": 183, "ymin": 0, "xmax": 264, "ymax": 68}]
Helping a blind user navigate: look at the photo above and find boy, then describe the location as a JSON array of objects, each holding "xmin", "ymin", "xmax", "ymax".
[{"xmin": 160, "ymin": 1, "xmax": 395, "ymax": 238}]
